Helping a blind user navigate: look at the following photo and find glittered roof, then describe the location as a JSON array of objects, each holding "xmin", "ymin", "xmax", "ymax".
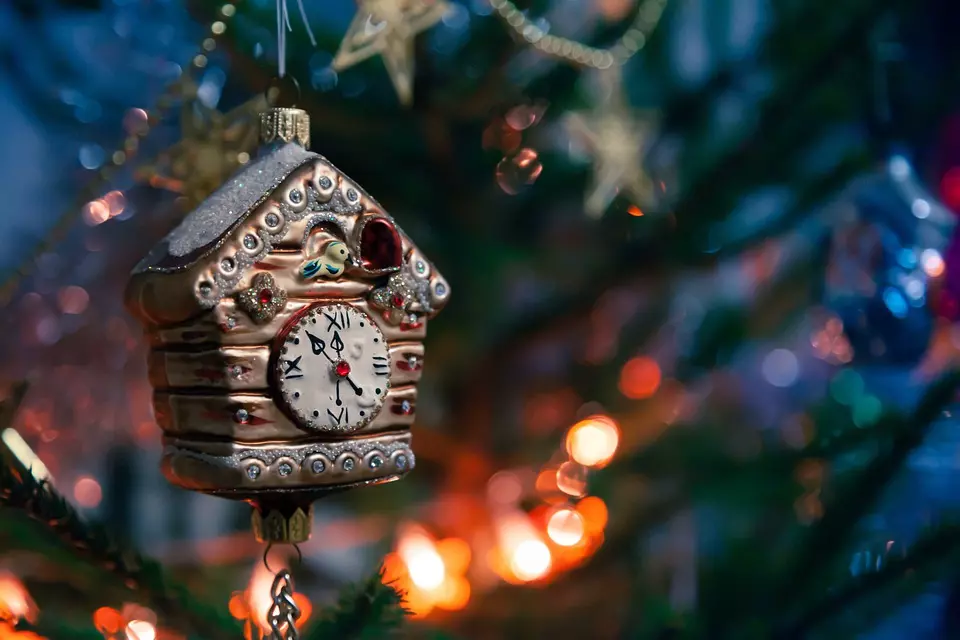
[{"xmin": 134, "ymin": 143, "xmax": 317, "ymax": 273}]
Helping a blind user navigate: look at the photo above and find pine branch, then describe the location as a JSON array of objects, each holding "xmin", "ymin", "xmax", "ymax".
[
  {"xmin": 770, "ymin": 371, "xmax": 960, "ymax": 626},
  {"xmin": 304, "ymin": 567, "xmax": 408, "ymax": 640},
  {"xmin": 0, "ymin": 385, "xmax": 240, "ymax": 640},
  {"xmin": 780, "ymin": 522, "xmax": 960, "ymax": 638}
]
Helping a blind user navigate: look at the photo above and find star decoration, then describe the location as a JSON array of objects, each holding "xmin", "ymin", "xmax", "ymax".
[
  {"xmin": 331, "ymin": 0, "xmax": 450, "ymax": 106},
  {"xmin": 136, "ymin": 79, "xmax": 268, "ymax": 208},
  {"xmin": 236, "ymin": 273, "xmax": 287, "ymax": 324},
  {"xmin": 566, "ymin": 68, "xmax": 660, "ymax": 218}
]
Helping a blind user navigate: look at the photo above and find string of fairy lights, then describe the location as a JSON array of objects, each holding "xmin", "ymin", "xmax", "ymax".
[{"xmin": 0, "ymin": 1, "xmax": 673, "ymax": 635}]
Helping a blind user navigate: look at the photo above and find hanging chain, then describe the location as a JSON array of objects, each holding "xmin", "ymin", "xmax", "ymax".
[
  {"xmin": 267, "ymin": 570, "xmax": 302, "ymax": 640},
  {"xmin": 489, "ymin": 0, "xmax": 669, "ymax": 69}
]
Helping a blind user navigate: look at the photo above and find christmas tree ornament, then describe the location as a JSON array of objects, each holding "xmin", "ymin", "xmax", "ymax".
[
  {"xmin": 825, "ymin": 155, "xmax": 953, "ymax": 367},
  {"xmin": 565, "ymin": 68, "xmax": 660, "ymax": 218},
  {"xmin": 125, "ymin": 104, "xmax": 450, "ymax": 546},
  {"xmin": 332, "ymin": 0, "xmax": 450, "ymax": 106}
]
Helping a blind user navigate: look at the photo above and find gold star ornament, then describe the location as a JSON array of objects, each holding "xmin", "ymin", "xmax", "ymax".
[
  {"xmin": 566, "ymin": 69, "xmax": 660, "ymax": 218},
  {"xmin": 332, "ymin": 0, "xmax": 450, "ymax": 106},
  {"xmin": 136, "ymin": 80, "xmax": 268, "ymax": 209}
]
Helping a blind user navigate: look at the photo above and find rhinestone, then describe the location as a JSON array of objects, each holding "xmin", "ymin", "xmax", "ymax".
[
  {"xmin": 289, "ymin": 189, "xmax": 303, "ymax": 203},
  {"xmin": 278, "ymin": 462, "xmax": 293, "ymax": 477},
  {"xmin": 408, "ymin": 314, "xmax": 418, "ymax": 323},
  {"xmin": 198, "ymin": 282, "xmax": 213, "ymax": 297},
  {"xmin": 407, "ymin": 356, "xmax": 418, "ymax": 369},
  {"xmin": 415, "ymin": 260, "xmax": 426, "ymax": 274},
  {"xmin": 319, "ymin": 176, "xmax": 332, "ymax": 189},
  {"xmin": 234, "ymin": 408, "xmax": 249, "ymax": 424},
  {"xmin": 396, "ymin": 454, "xmax": 408, "ymax": 470},
  {"xmin": 342, "ymin": 458, "xmax": 355, "ymax": 471},
  {"xmin": 246, "ymin": 465, "xmax": 261, "ymax": 480},
  {"xmin": 435, "ymin": 283, "xmax": 447, "ymax": 296},
  {"xmin": 229, "ymin": 365, "xmax": 243, "ymax": 378},
  {"xmin": 220, "ymin": 257, "xmax": 235, "ymax": 272},
  {"xmin": 225, "ymin": 316, "xmax": 237, "ymax": 329},
  {"xmin": 400, "ymin": 400, "xmax": 412, "ymax": 414},
  {"xmin": 311, "ymin": 459, "xmax": 325, "ymax": 474},
  {"xmin": 265, "ymin": 213, "xmax": 280, "ymax": 227},
  {"xmin": 369, "ymin": 455, "xmax": 383, "ymax": 469},
  {"xmin": 243, "ymin": 234, "xmax": 257, "ymax": 250},
  {"xmin": 258, "ymin": 288, "xmax": 274, "ymax": 306},
  {"xmin": 347, "ymin": 189, "xmax": 358, "ymax": 201},
  {"xmin": 335, "ymin": 360, "xmax": 351, "ymax": 377}
]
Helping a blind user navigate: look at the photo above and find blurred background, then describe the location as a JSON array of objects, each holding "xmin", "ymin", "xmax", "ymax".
[{"xmin": 3, "ymin": 0, "xmax": 960, "ymax": 638}]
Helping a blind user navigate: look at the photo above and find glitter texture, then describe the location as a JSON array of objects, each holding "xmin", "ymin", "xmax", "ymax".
[{"xmin": 167, "ymin": 143, "xmax": 316, "ymax": 257}]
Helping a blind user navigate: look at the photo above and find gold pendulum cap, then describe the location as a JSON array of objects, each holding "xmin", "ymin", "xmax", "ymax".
[
  {"xmin": 260, "ymin": 107, "xmax": 310, "ymax": 149},
  {"xmin": 251, "ymin": 502, "xmax": 314, "ymax": 544}
]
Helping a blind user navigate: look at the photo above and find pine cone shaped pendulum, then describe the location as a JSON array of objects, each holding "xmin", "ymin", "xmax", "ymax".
[{"xmin": 126, "ymin": 104, "xmax": 449, "ymax": 544}]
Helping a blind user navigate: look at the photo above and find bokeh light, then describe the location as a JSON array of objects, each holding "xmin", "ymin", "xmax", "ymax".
[
  {"xmin": 82, "ymin": 199, "xmax": 110, "ymax": 225},
  {"xmin": 546, "ymin": 508, "xmax": 585, "ymax": 547},
  {"xmin": 398, "ymin": 528, "xmax": 446, "ymax": 590},
  {"xmin": 58, "ymin": 286, "xmax": 90, "ymax": 315},
  {"xmin": 619, "ymin": 356, "xmax": 661, "ymax": 399},
  {"xmin": 0, "ymin": 573, "xmax": 36, "ymax": 624},
  {"xmin": 576, "ymin": 497, "xmax": 609, "ymax": 535},
  {"xmin": 487, "ymin": 470, "xmax": 523, "ymax": 505},
  {"xmin": 565, "ymin": 416, "xmax": 620, "ymax": 468},
  {"xmin": 761, "ymin": 349, "xmax": 799, "ymax": 388},
  {"xmin": 556, "ymin": 461, "xmax": 588, "ymax": 497},
  {"xmin": 922, "ymin": 248, "xmax": 945, "ymax": 278},
  {"xmin": 496, "ymin": 148, "xmax": 543, "ymax": 195},
  {"xmin": 73, "ymin": 475, "xmax": 103, "ymax": 508},
  {"xmin": 125, "ymin": 620, "xmax": 156, "ymax": 640},
  {"xmin": 510, "ymin": 539, "xmax": 552, "ymax": 582}
]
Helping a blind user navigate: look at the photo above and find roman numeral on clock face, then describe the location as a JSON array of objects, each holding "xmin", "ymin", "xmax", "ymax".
[{"xmin": 283, "ymin": 356, "xmax": 303, "ymax": 378}]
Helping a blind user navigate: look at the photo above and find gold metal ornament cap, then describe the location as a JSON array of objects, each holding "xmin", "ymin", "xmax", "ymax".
[{"xmin": 260, "ymin": 107, "xmax": 310, "ymax": 149}]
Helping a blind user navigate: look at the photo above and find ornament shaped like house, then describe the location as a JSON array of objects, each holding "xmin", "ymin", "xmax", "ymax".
[{"xmin": 126, "ymin": 107, "xmax": 449, "ymax": 542}]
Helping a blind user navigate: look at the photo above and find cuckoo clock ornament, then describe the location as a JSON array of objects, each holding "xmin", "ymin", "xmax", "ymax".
[{"xmin": 126, "ymin": 106, "xmax": 449, "ymax": 543}]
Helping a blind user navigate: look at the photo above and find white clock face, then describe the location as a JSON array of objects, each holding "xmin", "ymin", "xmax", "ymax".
[{"xmin": 276, "ymin": 304, "xmax": 389, "ymax": 432}]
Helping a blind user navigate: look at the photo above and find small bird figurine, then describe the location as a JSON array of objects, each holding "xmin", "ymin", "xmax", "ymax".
[{"xmin": 301, "ymin": 240, "xmax": 350, "ymax": 279}]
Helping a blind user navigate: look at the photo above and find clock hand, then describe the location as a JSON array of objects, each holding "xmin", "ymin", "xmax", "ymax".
[
  {"xmin": 344, "ymin": 375, "xmax": 363, "ymax": 396},
  {"xmin": 305, "ymin": 331, "xmax": 335, "ymax": 363},
  {"xmin": 331, "ymin": 330, "xmax": 345, "ymax": 356},
  {"xmin": 335, "ymin": 378, "xmax": 342, "ymax": 406}
]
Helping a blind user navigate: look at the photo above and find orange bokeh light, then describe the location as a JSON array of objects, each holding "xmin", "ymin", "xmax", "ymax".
[
  {"xmin": 576, "ymin": 496, "xmax": 609, "ymax": 534},
  {"xmin": 0, "ymin": 574, "xmax": 36, "ymax": 625},
  {"xmin": 388, "ymin": 527, "xmax": 472, "ymax": 617},
  {"xmin": 619, "ymin": 356, "xmax": 661, "ymax": 399},
  {"xmin": 627, "ymin": 205, "xmax": 644, "ymax": 217},
  {"xmin": 82, "ymin": 199, "xmax": 110, "ymax": 226},
  {"xmin": 565, "ymin": 416, "xmax": 620, "ymax": 468}
]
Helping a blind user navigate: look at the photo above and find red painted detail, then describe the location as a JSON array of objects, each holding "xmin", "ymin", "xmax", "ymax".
[
  {"xmin": 253, "ymin": 261, "xmax": 285, "ymax": 270},
  {"xmin": 391, "ymin": 399, "xmax": 416, "ymax": 416},
  {"xmin": 335, "ymin": 360, "xmax": 351, "ymax": 377},
  {"xmin": 396, "ymin": 355, "xmax": 423, "ymax": 371},
  {"xmin": 359, "ymin": 217, "xmax": 403, "ymax": 271},
  {"xmin": 194, "ymin": 367, "xmax": 225, "ymax": 382},
  {"xmin": 245, "ymin": 414, "xmax": 274, "ymax": 426},
  {"xmin": 399, "ymin": 321, "xmax": 423, "ymax": 331}
]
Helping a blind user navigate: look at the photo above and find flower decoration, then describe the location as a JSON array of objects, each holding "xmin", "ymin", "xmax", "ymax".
[{"xmin": 236, "ymin": 273, "xmax": 287, "ymax": 324}]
